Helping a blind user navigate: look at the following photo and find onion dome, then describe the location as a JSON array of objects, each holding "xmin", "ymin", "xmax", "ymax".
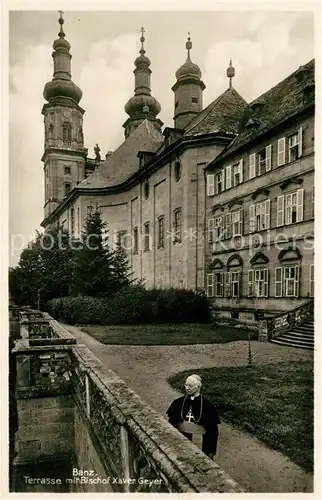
[
  {"xmin": 124, "ymin": 27, "xmax": 161, "ymax": 119},
  {"xmin": 43, "ymin": 12, "xmax": 82, "ymax": 104},
  {"xmin": 175, "ymin": 35, "xmax": 202, "ymax": 80}
]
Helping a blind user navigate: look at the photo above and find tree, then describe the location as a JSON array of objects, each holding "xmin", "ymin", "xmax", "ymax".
[
  {"xmin": 9, "ymin": 226, "xmax": 74, "ymax": 308},
  {"xmin": 71, "ymin": 207, "xmax": 116, "ymax": 297}
]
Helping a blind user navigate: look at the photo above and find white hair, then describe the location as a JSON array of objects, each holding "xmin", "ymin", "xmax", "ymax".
[{"xmin": 185, "ymin": 374, "xmax": 202, "ymax": 387}]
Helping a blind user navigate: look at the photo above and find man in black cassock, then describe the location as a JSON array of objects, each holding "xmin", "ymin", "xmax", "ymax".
[{"xmin": 166, "ymin": 374, "xmax": 220, "ymax": 459}]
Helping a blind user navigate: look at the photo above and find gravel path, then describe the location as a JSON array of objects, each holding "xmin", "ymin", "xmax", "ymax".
[{"xmin": 64, "ymin": 324, "xmax": 313, "ymax": 493}]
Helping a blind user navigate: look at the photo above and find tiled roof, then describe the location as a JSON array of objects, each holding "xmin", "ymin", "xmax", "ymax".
[
  {"xmin": 184, "ymin": 87, "xmax": 248, "ymax": 136},
  {"xmin": 80, "ymin": 119, "xmax": 163, "ymax": 188},
  {"xmin": 212, "ymin": 59, "xmax": 315, "ymax": 164}
]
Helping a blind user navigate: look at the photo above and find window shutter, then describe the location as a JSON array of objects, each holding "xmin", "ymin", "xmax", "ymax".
[
  {"xmin": 239, "ymin": 159, "xmax": 244, "ymax": 183},
  {"xmin": 249, "ymin": 204, "xmax": 256, "ymax": 233},
  {"xmin": 207, "ymin": 174, "xmax": 215, "ymax": 196},
  {"xmin": 298, "ymin": 127, "xmax": 303, "ymax": 157},
  {"xmin": 225, "ymin": 165, "xmax": 232, "ymax": 189},
  {"xmin": 277, "ymin": 137, "xmax": 286, "ymax": 166},
  {"xmin": 249, "ymin": 153, "xmax": 256, "ymax": 179},
  {"xmin": 208, "ymin": 218, "xmax": 214, "ymax": 243},
  {"xmin": 264, "ymin": 269, "xmax": 269, "ymax": 297},
  {"xmin": 248, "ymin": 270, "xmax": 254, "ymax": 297},
  {"xmin": 224, "ymin": 272, "xmax": 231, "ymax": 297},
  {"xmin": 277, "ymin": 195, "xmax": 285, "ymax": 227},
  {"xmin": 275, "ymin": 267, "xmax": 283, "ymax": 297},
  {"xmin": 285, "ymin": 194, "xmax": 292, "ymax": 225},
  {"xmin": 239, "ymin": 209, "xmax": 243, "ymax": 235},
  {"xmin": 295, "ymin": 265, "xmax": 299, "ymax": 297},
  {"xmin": 265, "ymin": 199, "xmax": 271, "ymax": 229},
  {"xmin": 265, "ymin": 144, "xmax": 272, "ymax": 171},
  {"xmin": 207, "ymin": 273, "xmax": 214, "ymax": 298},
  {"xmin": 225, "ymin": 213, "xmax": 232, "ymax": 239},
  {"xmin": 296, "ymin": 188, "xmax": 304, "ymax": 222}
]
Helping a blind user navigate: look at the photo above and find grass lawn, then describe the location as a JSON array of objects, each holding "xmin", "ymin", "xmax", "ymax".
[
  {"xmin": 169, "ymin": 360, "xmax": 313, "ymax": 472},
  {"xmin": 80, "ymin": 323, "xmax": 252, "ymax": 345}
]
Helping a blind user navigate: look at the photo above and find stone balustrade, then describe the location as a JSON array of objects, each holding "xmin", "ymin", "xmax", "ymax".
[
  {"xmin": 258, "ymin": 299, "xmax": 314, "ymax": 340},
  {"xmin": 11, "ymin": 308, "xmax": 244, "ymax": 493}
]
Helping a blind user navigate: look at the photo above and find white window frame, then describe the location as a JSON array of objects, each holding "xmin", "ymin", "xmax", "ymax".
[
  {"xmin": 275, "ymin": 265, "xmax": 299, "ymax": 297},
  {"xmin": 284, "ymin": 188, "xmax": 304, "ymax": 225},
  {"xmin": 216, "ymin": 171, "xmax": 224, "ymax": 194},
  {"xmin": 288, "ymin": 127, "xmax": 303, "ymax": 163},
  {"xmin": 214, "ymin": 216, "xmax": 223, "ymax": 241},
  {"xmin": 207, "ymin": 174, "xmax": 215, "ymax": 196},
  {"xmin": 214, "ymin": 272, "xmax": 224, "ymax": 297},
  {"xmin": 207, "ymin": 273, "xmax": 214, "ymax": 298},
  {"xmin": 232, "ymin": 209, "xmax": 242, "ymax": 236},
  {"xmin": 252, "ymin": 199, "xmax": 270, "ymax": 232},
  {"xmin": 254, "ymin": 268, "xmax": 269, "ymax": 298},
  {"xmin": 231, "ymin": 271, "xmax": 240, "ymax": 298},
  {"xmin": 277, "ymin": 137, "xmax": 286, "ymax": 166},
  {"xmin": 233, "ymin": 159, "xmax": 243, "ymax": 186}
]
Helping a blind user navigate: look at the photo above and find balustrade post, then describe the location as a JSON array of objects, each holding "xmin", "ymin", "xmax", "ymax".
[{"xmin": 120, "ymin": 425, "xmax": 130, "ymax": 492}]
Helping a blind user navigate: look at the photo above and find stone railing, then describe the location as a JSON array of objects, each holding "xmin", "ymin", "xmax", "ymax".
[
  {"xmin": 258, "ymin": 299, "xmax": 314, "ymax": 341},
  {"xmin": 12, "ymin": 309, "xmax": 244, "ymax": 493}
]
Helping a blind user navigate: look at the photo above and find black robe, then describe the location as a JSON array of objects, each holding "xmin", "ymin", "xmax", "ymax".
[{"xmin": 166, "ymin": 394, "xmax": 220, "ymax": 455}]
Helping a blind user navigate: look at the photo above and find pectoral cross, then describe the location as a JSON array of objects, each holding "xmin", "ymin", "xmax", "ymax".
[{"xmin": 186, "ymin": 408, "xmax": 194, "ymax": 423}]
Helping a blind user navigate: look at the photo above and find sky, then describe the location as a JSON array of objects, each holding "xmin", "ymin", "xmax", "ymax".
[{"xmin": 8, "ymin": 7, "xmax": 314, "ymax": 266}]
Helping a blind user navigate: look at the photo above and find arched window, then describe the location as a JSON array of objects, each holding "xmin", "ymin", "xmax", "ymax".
[{"xmin": 63, "ymin": 122, "xmax": 72, "ymax": 144}]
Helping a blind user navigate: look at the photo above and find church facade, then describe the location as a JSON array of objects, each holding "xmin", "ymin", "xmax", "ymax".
[{"xmin": 41, "ymin": 15, "xmax": 314, "ymax": 322}]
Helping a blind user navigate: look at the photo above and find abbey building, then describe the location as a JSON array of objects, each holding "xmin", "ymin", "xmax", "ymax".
[{"xmin": 41, "ymin": 14, "xmax": 314, "ymax": 322}]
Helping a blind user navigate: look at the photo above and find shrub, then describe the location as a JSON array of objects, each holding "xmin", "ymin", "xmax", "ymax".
[{"xmin": 48, "ymin": 286, "xmax": 210, "ymax": 325}]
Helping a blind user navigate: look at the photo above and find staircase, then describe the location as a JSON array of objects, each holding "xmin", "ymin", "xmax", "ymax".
[{"xmin": 270, "ymin": 318, "xmax": 314, "ymax": 350}]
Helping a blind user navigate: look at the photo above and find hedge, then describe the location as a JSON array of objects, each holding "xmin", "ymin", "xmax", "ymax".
[{"xmin": 47, "ymin": 286, "xmax": 210, "ymax": 325}]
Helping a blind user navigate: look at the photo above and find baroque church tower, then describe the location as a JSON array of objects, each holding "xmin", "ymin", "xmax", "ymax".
[
  {"xmin": 42, "ymin": 13, "xmax": 87, "ymax": 219},
  {"xmin": 172, "ymin": 35, "xmax": 205, "ymax": 129},
  {"xmin": 123, "ymin": 28, "xmax": 163, "ymax": 138}
]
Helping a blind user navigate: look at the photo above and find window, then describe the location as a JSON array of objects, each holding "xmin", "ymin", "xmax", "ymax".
[
  {"xmin": 288, "ymin": 128, "xmax": 303, "ymax": 162},
  {"xmin": 133, "ymin": 227, "xmax": 139, "ymax": 254},
  {"xmin": 207, "ymin": 174, "xmax": 215, "ymax": 196},
  {"xmin": 174, "ymin": 161, "xmax": 181, "ymax": 182},
  {"xmin": 277, "ymin": 189, "xmax": 304, "ymax": 227},
  {"xmin": 249, "ymin": 200, "xmax": 270, "ymax": 232},
  {"xmin": 232, "ymin": 210, "xmax": 242, "ymax": 236},
  {"xmin": 216, "ymin": 171, "xmax": 224, "ymax": 193},
  {"xmin": 64, "ymin": 183, "xmax": 71, "ymax": 197},
  {"xmin": 157, "ymin": 216, "xmax": 165, "ymax": 249},
  {"xmin": 231, "ymin": 271, "xmax": 240, "ymax": 297},
  {"xmin": 214, "ymin": 272, "xmax": 224, "ymax": 297},
  {"xmin": 214, "ymin": 217, "xmax": 223, "ymax": 241},
  {"xmin": 191, "ymin": 97, "xmax": 199, "ymax": 103},
  {"xmin": 144, "ymin": 223, "xmax": 150, "ymax": 252},
  {"xmin": 248, "ymin": 269, "xmax": 268, "ymax": 297},
  {"xmin": 62, "ymin": 122, "xmax": 72, "ymax": 144},
  {"xmin": 309, "ymin": 264, "xmax": 314, "ymax": 297},
  {"xmin": 278, "ymin": 128, "xmax": 303, "ymax": 166},
  {"xmin": 144, "ymin": 182, "xmax": 150, "ymax": 199},
  {"xmin": 64, "ymin": 166, "xmax": 71, "ymax": 175},
  {"xmin": 233, "ymin": 160, "xmax": 243, "ymax": 186},
  {"xmin": 258, "ymin": 145, "xmax": 272, "ymax": 175},
  {"xmin": 173, "ymin": 208, "xmax": 182, "ymax": 243},
  {"xmin": 275, "ymin": 266, "xmax": 299, "ymax": 297}
]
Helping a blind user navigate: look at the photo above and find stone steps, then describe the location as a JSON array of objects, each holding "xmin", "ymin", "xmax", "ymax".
[{"xmin": 270, "ymin": 318, "xmax": 314, "ymax": 350}]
